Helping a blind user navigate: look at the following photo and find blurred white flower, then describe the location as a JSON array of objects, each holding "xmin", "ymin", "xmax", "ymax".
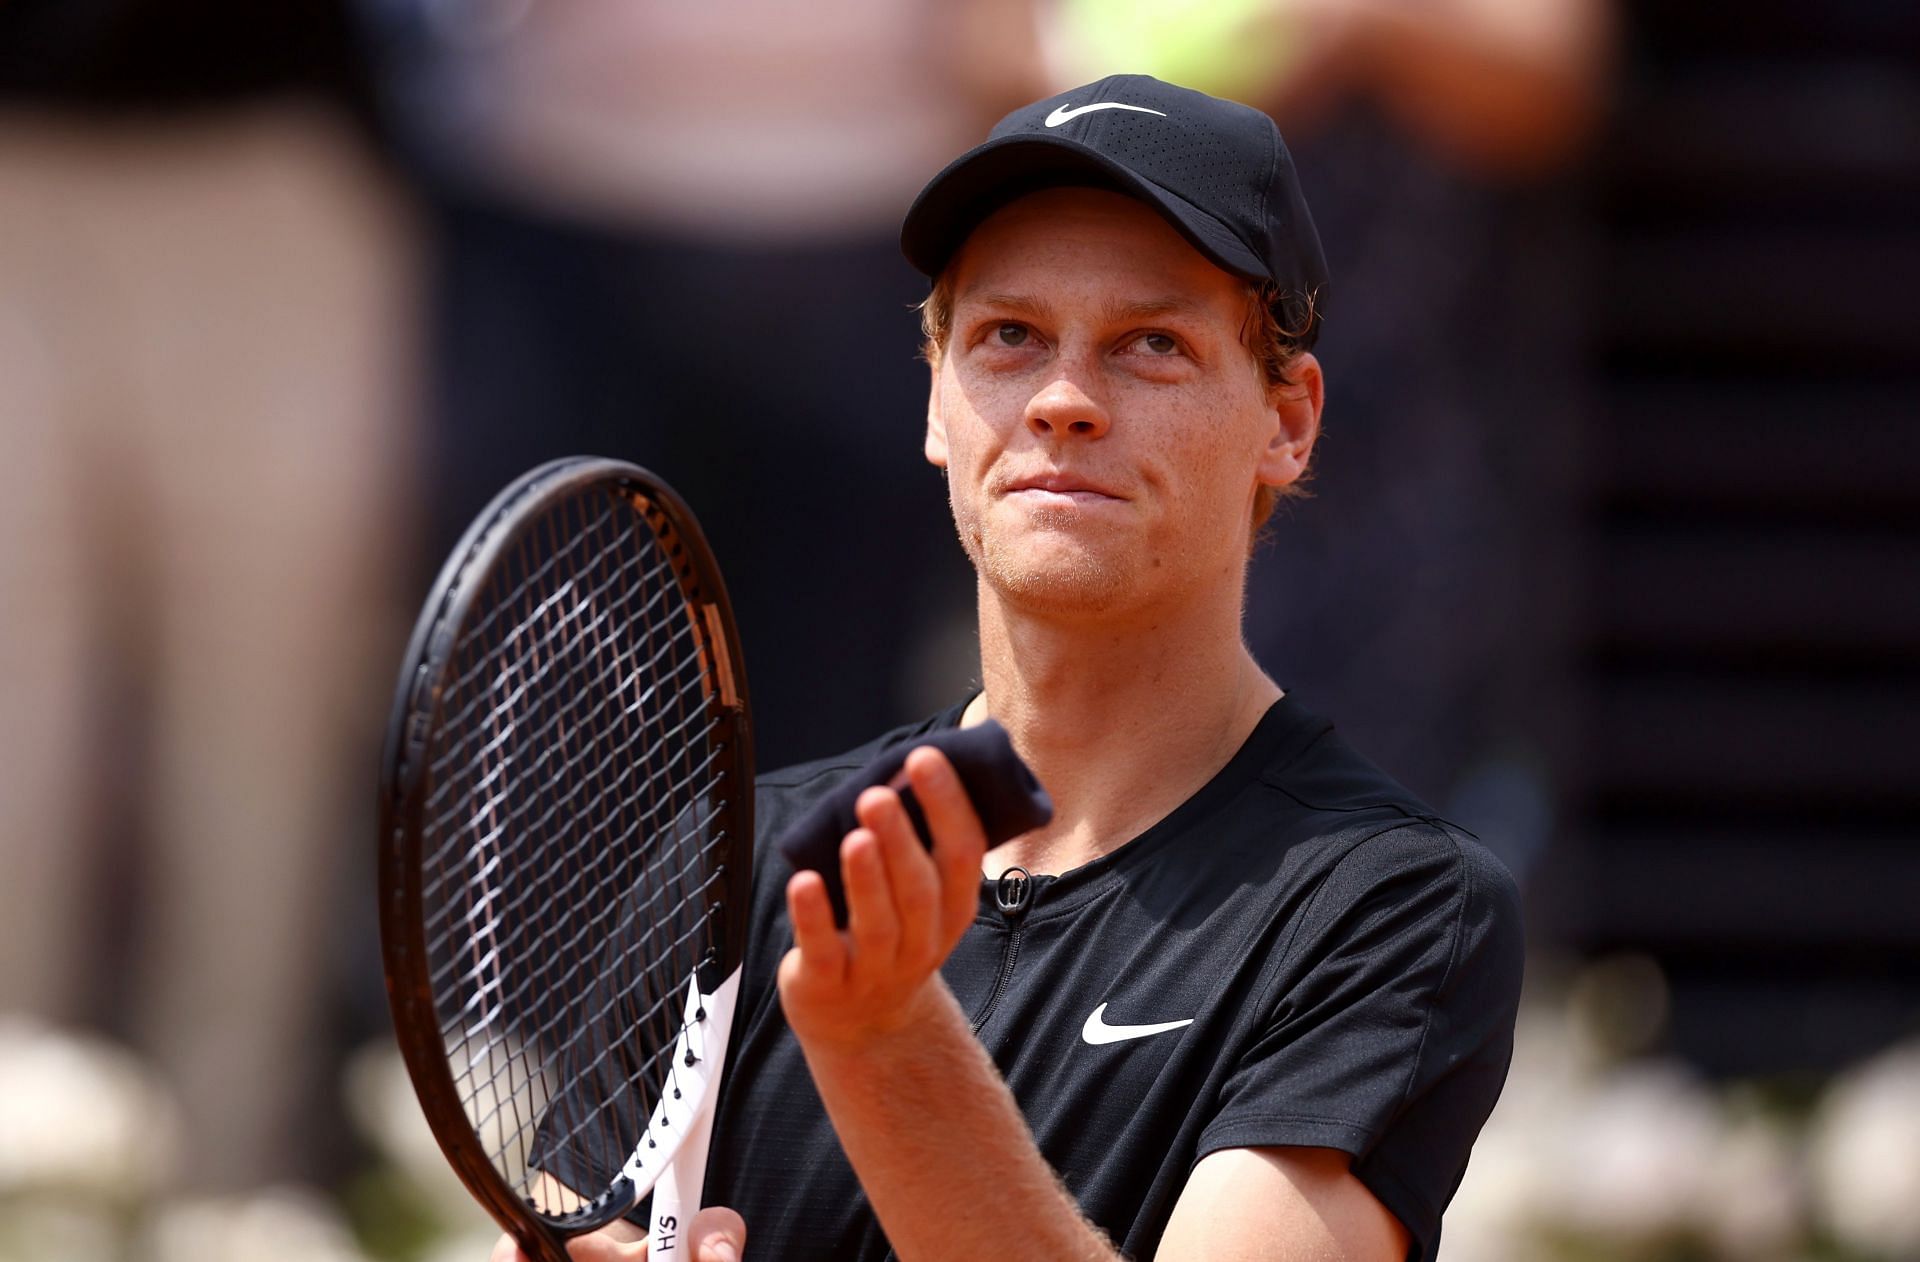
[
  {"xmin": 1808, "ymin": 1039, "xmax": 1920, "ymax": 1258},
  {"xmin": 141, "ymin": 1186, "xmax": 369, "ymax": 1262},
  {"xmin": 1505, "ymin": 1002, "xmax": 1604, "ymax": 1107},
  {"xmin": 1441, "ymin": 1128, "xmax": 1542, "ymax": 1262},
  {"xmin": 343, "ymin": 1042, "xmax": 495, "ymax": 1230},
  {"xmin": 1444, "ymin": 1007, "xmax": 1592, "ymax": 1259},
  {"xmin": 1541, "ymin": 1059, "xmax": 1725, "ymax": 1242},
  {"xmin": 0, "ymin": 1013, "xmax": 180, "ymax": 1199},
  {"xmin": 1698, "ymin": 1106, "xmax": 1806, "ymax": 1259}
]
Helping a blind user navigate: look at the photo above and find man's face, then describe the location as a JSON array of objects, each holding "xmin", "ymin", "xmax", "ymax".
[{"xmin": 925, "ymin": 186, "xmax": 1319, "ymax": 622}]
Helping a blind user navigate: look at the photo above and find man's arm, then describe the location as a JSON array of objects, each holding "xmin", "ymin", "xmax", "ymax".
[
  {"xmin": 1161, "ymin": 1148, "xmax": 1410, "ymax": 1259},
  {"xmin": 778, "ymin": 747, "xmax": 1408, "ymax": 1261}
]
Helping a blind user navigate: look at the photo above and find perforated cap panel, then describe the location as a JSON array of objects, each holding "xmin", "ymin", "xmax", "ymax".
[{"xmin": 901, "ymin": 74, "xmax": 1328, "ymax": 343}]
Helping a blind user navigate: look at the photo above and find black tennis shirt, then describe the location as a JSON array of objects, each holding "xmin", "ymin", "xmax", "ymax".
[{"xmin": 586, "ymin": 695, "xmax": 1522, "ymax": 1259}]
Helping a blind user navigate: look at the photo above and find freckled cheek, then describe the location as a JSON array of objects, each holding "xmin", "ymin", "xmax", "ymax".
[
  {"xmin": 940, "ymin": 390, "xmax": 1026, "ymax": 482},
  {"xmin": 1154, "ymin": 420, "xmax": 1253, "ymax": 519},
  {"xmin": 950, "ymin": 367, "xmax": 1039, "ymax": 421}
]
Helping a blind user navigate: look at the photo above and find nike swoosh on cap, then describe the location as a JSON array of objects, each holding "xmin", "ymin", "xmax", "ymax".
[
  {"xmin": 1044, "ymin": 101, "xmax": 1169, "ymax": 128},
  {"xmin": 1080, "ymin": 1002, "xmax": 1195, "ymax": 1046}
]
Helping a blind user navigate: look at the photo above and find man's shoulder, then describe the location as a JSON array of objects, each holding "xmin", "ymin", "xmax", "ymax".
[
  {"xmin": 1245, "ymin": 701, "xmax": 1523, "ymax": 965},
  {"xmin": 1253, "ymin": 695, "xmax": 1439, "ymax": 820},
  {"xmin": 1216, "ymin": 697, "xmax": 1520, "ymax": 921}
]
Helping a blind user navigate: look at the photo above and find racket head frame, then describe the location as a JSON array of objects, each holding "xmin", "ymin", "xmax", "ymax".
[{"xmin": 377, "ymin": 456, "xmax": 754, "ymax": 1252}]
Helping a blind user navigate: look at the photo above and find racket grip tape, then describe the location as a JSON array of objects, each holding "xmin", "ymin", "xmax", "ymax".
[{"xmin": 776, "ymin": 719, "xmax": 1053, "ymax": 926}]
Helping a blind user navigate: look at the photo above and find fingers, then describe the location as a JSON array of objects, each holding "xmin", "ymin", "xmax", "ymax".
[
  {"xmin": 490, "ymin": 1234, "xmax": 525, "ymax": 1262},
  {"xmin": 901, "ymin": 747, "xmax": 990, "ymax": 945},
  {"xmin": 853, "ymin": 785, "xmax": 941, "ymax": 967},
  {"xmin": 689, "ymin": 1205, "xmax": 747, "ymax": 1261},
  {"xmin": 843, "ymin": 749, "xmax": 988, "ymax": 961},
  {"xmin": 785, "ymin": 869, "xmax": 846, "ymax": 979},
  {"xmin": 842, "ymin": 814, "xmax": 904, "ymax": 965},
  {"xmin": 780, "ymin": 746, "xmax": 998, "ymax": 1047}
]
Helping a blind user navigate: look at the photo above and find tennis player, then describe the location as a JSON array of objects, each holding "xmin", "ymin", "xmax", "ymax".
[{"xmin": 499, "ymin": 73, "xmax": 1522, "ymax": 1262}]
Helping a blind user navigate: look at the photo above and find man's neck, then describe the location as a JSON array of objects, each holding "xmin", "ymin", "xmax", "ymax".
[{"xmin": 965, "ymin": 579, "xmax": 1281, "ymax": 877}]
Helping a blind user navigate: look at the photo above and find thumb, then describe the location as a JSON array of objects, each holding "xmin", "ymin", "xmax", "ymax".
[{"xmin": 689, "ymin": 1206, "xmax": 747, "ymax": 1262}]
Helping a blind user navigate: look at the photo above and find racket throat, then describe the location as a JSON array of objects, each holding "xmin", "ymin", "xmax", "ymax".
[{"xmin": 620, "ymin": 967, "xmax": 741, "ymax": 1203}]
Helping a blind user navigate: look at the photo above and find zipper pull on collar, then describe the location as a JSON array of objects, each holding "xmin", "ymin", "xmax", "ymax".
[{"xmin": 994, "ymin": 865, "xmax": 1034, "ymax": 922}]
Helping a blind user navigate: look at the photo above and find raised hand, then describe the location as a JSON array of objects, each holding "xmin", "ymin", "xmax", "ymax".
[{"xmin": 778, "ymin": 746, "xmax": 988, "ymax": 1050}]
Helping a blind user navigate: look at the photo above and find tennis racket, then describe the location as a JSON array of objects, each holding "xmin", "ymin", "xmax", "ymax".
[{"xmin": 378, "ymin": 456, "xmax": 752, "ymax": 1261}]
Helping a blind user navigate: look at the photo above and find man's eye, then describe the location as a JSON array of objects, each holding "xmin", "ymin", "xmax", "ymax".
[
  {"xmin": 995, "ymin": 324, "xmax": 1030, "ymax": 347},
  {"xmin": 1139, "ymin": 332, "xmax": 1179, "ymax": 355}
]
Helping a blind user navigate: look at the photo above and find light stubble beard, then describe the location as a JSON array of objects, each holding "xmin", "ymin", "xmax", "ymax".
[{"xmin": 953, "ymin": 501, "xmax": 1160, "ymax": 620}]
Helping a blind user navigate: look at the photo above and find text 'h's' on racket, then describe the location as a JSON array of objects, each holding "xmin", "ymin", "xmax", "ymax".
[{"xmin": 377, "ymin": 457, "xmax": 753, "ymax": 1260}]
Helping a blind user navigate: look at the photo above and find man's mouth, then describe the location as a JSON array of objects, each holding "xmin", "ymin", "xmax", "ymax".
[{"xmin": 1004, "ymin": 472, "xmax": 1126, "ymax": 502}]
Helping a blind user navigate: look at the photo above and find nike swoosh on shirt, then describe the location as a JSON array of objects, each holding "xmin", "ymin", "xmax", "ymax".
[
  {"xmin": 1044, "ymin": 102, "xmax": 1169, "ymax": 128},
  {"xmin": 1081, "ymin": 1002, "xmax": 1195, "ymax": 1045}
]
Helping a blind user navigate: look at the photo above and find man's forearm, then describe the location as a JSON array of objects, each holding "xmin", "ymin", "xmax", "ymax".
[{"xmin": 795, "ymin": 978, "xmax": 1118, "ymax": 1262}]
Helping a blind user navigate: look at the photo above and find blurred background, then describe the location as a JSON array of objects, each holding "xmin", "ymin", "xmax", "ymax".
[{"xmin": 1, "ymin": 0, "xmax": 1916, "ymax": 1259}]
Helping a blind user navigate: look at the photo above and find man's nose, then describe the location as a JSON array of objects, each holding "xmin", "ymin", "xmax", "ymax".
[{"xmin": 1024, "ymin": 370, "xmax": 1111, "ymax": 440}]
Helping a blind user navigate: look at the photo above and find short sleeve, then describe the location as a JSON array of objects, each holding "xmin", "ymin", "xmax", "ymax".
[{"xmin": 1196, "ymin": 822, "xmax": 1523, "ymax": 1257}]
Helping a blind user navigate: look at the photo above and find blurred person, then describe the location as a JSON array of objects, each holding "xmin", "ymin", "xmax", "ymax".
[
  {"xmin": 1050, "ymin": 0, "xmax": 1611, "ymax": 880},
  {"xmin": 361, "ymin": 0, "xmax": 1052, "ymax": 769},
  {"xmin": 0, "ymin": 0, "xmax": 418, "ymax": 1186}
]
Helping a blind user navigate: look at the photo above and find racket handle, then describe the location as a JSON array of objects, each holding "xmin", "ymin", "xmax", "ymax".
[
  {"xmin": 646, "ymin": 1147, "xmax": 692, "ymax": 1260},
  {"xmin": 776, "ymin": 719, "xmax": 1054, "ymax": 926}
]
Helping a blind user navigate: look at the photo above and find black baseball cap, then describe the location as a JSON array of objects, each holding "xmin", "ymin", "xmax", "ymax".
[{"xmin": 901, "ymin": 74, "xmax": 1329, "ymax": 345}]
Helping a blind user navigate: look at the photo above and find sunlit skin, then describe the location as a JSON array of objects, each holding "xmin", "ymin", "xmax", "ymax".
[{"xmin": 924, "ymin": 186, "xmax": 1322, "ymax": 629}]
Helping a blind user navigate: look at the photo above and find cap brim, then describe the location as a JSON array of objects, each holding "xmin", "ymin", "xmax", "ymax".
[{"xmin": 901, "ymin": 134, "xmax": 1269, "ymax": 284}]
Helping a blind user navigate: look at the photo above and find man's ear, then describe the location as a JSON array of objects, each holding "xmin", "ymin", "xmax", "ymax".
[
  {"xmin": 1256, "ymin": 352, "xmax": 1323, "ymax": 491},
  {"xmin": 924, "ymin": 362, "xmax": 950, "ymax": 470}
]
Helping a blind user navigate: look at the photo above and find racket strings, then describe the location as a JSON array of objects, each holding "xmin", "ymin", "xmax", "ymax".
[
  {"xmin": 533, "ymin": 873, "xmax": 732, "ymax": 1162},
  {"xmin": 420, "ymin": 516, "xmax": 705, "ymax": 906},
  {"xmin": 422, "ymin": 551, "xmax": 691, "ymax": 825},
  {"xmin": 428, "ymin": 566, "xmax": 690, "ymax": 779},
  {"xmin": 454, "ymin": 834, "xmax": 730, "ymax": 1155},
  {"xmin": 427, "ymin": 757, "xmax": 722, "ymax": 1012},
  {"xmin": 434, "ymin": 496, "xmax": 643, "ymax": 685},
  {"xmin": 420, "ymin": 697, "xmax": 718, "ymax": 995},
  {"xmin": 419, "ymin": 487, "xmax": 735, "ymax": 1206},
  {"xmin": 457, "ymin": 805, "xmax": 726, "ymax": 1086}
]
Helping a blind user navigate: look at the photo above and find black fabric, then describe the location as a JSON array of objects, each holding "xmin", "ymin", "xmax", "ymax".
[
  {"xmin": 901, "ymin": 74, "xmax": 1329, "ymax": 345},
  {"xmin": 566, "ymin": 695, "xmax": 1522, "ymax": 1259},
  {"xmin": 775, "ymin": 718, "xmax": 1055, "ymax": 926}
]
